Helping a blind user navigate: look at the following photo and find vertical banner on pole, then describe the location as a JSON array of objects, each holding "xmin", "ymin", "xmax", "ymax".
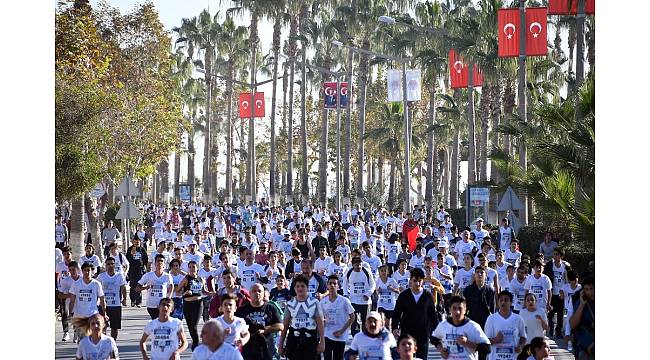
[
  {"xmin": 239, "ymin": 92, "xmax": 265, "ymax": 118},
  {"xmin": 323, "ymin": 82, "xmax": 337, "ymax": 109},
  {"xmin": 339, "ymin": 82, "xmax": 349, "ymax": 108},
  {"xmin": 498, "ymin": 8, "xmax": 521, "ymax": 57},
  {"xmin": 525, "ymin": 7, "xmax": 548, "ymax": 56},
  {"xmin": 387, "ymin": 69, "xmax": 402, "ymax": 102},
  {"xmin": 548, "ymin": 0, "xmax": 595, "ymax": 15},
  {"xmin": 405, "ymin": 69, "xmax": 421, "ymax": 101}
]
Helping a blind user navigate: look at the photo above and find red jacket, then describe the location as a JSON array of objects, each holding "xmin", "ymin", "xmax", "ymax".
[{"xmin": 208, "ymin": 287, "xmax": 251, "ymax": 318}]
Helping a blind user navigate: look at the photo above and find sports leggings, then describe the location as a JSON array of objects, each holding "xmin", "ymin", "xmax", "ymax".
[
  {"xmin": 183, "ymin": 300, "xmax": 202, "ymax": 350},
  {"xmin": 324, "ymin": 338, "xmax": 345, "ymax": 360}
]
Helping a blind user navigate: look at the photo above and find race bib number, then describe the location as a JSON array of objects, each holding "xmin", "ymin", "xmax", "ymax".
[
  {"xmin": 444, "ymin": 333, "xmax": 465, "ymax": 355},
  {"xmin": 150, "ymin": 284, "xmax": 164, "ymax": 299},
  {"xmin": 378, "ymin": 290, "xmax": 392, "ymax": 305},
  {"xmin": 78, "ymin": 289, "xmax": 93, "ymax": 302},
  {"xmin": 531, "ymin": 285, "xmax": 544, "ymax": 298},
  {"xmin": 308, "ymin": 283, "xmax": 317, "ymax": 298},
  {"xmin": 105, "ymin": 291, "xmax": 117, "ymax": 306},
  {"xmin": 360, "ymin": 345, "xmax": 383, "ymax": 360},
  {"xmin": 553, "ymin": 271, "xmax": 563, "ymax": 285},
  {"xmin": 494, "ymin": 346, "xmax": 515, "ymax": 360},
  {"xmin": 353, "ymin": 282, "xmax": 364, "ymax": 295},
  {"xmin": 152, "ymin": 327, "xmax": 173, "ymax": 353}
]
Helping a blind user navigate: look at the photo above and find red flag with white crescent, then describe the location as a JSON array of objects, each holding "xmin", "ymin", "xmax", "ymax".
[
  {"xmin": 498, "ymin": 8, "xmax": 520, "ymax": 58},
  {"xmin": 525, "ymin": 7, "xmax": 548, "ymax": 56},
  {"xmin": 548, "ymin": 0, "xmax": 595, "ymax": 15},
  {"xmin": 473, "ymin": 65, "xmax": 484, "ymax": 88},
  {"xmin": 449, "ymin": 49, "xmax": 466, "ymax": 89},
  {"xmin": 253, "ymin": 92, "xmax": 265, "ymax": 117},
  {"xmin": 239, "ymin": 93, "xmax": 251, "ymax": 118}
]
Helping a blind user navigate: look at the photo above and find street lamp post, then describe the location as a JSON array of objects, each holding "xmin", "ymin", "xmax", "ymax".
[
  {"xmin": 332, "ymin": 40, "xmax": 412, "ymax": 212},
  {"xmin": 280, "ymin": 54, "xmax": 345, "ymax": 209},
  {"xmin": 378, "ymin": 16, "xmax": 447, "ymax": 212}
]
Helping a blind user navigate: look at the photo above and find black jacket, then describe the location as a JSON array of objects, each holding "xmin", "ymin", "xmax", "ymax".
[
  {"xmin": 463, "ymin": 283, "xmax": 495, "ymax": 329},
  {"xmin": 391, "ymin": 288, "xmax": 439, "ymax": 341}
]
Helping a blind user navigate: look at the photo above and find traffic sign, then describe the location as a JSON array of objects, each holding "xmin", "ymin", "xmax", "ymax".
[
  {"xmin": 115, "ymin": 176, "xmax": 140, "ymax": 197},
  {"xmin": 114, "ymin": 200, "xmax": 141, "ymax": 219},
  {"xmin": 90, "ymin": 183, "xmax": 106, "ymax": 198}
]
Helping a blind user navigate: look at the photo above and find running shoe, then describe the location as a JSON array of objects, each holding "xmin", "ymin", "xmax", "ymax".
[{"xmin": 62, "ymin": 332, "xmax": 70, "ymax": 342}]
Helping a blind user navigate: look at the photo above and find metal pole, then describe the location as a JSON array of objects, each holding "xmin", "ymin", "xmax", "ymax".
[
  {"xmin": 300, "ymin": 44, "xmax": 308, "ymax": 205},
  {"xmin": 518, "ymin": 0, "xmax": 528, "ymax": 225},
  {"xmin": 402, "ymin": 61, "xmax": 411, "ymax": 213},
  {"xmin": 336, "ymin": 76, "xmax": 342, "ymax": 211}
]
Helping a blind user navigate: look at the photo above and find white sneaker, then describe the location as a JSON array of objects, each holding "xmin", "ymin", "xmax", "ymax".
[
  {"xmin": 62, "ymin": 332, "xmax": 70, "ymax": 342},
  {"xmin": 567, "ymin": 341, "xmax": 573, "ymax": 352}
]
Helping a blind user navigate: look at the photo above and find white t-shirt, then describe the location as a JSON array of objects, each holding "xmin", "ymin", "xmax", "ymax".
[
  {"xmin": 238, "ymin": 262, "xmax": 265, "ymax": 291},
  {"xmin": 432, "ymin": 319, "xmax": 490, "ymax": 360},
  {"xmin": 560, "ymin": 283, "xmax": 582, "ymax": 313},
  {"xmin": 314, "ymin": 256, "xmax": 333, "ymax": 274},
  {"xmin": 349, "ymin": 330, "xmax": 397, "ymax": 360},
  {"xmin": 550, "ymin": 262, "xmax": 568, "ymax": 295},
  {"xmin": 216, "ymin": 315, "xmax": 249, "ymax": 347},
  {"xmin": 207, "ymin": 343, "xmax": 243, "ymax": 360},
  {"xmin": 435, "ymin": 265, "xmax": 454, "ymax": 294},
  {"xmin": 509, "ymin": 278, "xmax": 528, "ymax": 312},
  {"xmin": 70, "ymin": 279, "xmax": 104, "ymax": 318},
  {"xmin": 409, "ymin": 254, "xmax": 425, "ymax": 270},
  {"xmin": 498, "ymin": 226, "xmax": 514, "ymax": 250},
  {"xmin": 79, "ymin": 255, "xmax": 102, "ymax": 270},
  {"xmin": 484, "ymin": 312, "xmax": 526, "ymax": 360},
  {"xmin": 504, "ymin": 250, "xmax": 521, "ymax": 268},
  {"xmin": 55, "ymin": 224, "xmax": 67, "ymax": 243},
  {"xmin": 75, "ymin": 334, "xmax": 119, "ymax": 360},
  {"xmin": 455, "ymin": 241, "xmax": 477, "ymax": 261},
  {"xmin": 320, "ymin": 295, "xmax": 355, "ymax": 341},
  {"xmin": 97, "ymin": 272, "xmax": 127, "ymax": 307},
  {"xmin": 524, "ymin": 274, "xmax": 552, "ymax": 310},
  {"xmin": 454, "ymin": 268, "xmax": 475, "ymax": 292},
  {"xmin": 326, "ymin": 262, "xmax": 348, "ymax": 283},
  {"xmin": 347, "ymin": 226, "xmax": 363, "ymax": 246},
  {"xmin": 138, "ymin": 271, "xmax": 174, "ymax": 308},
  {"xmin": 385, "ymin": 241, "xmax": 401, "ymax": 264},
  {"xmin": 335, "ymin": 245, "xmax": 351, "ymax": 263},
  {"xmin": 191, "ymin": 344, "xmax": 214, "ymax": 360},
  {"xmin": 392, "ymin": 270, "xmax": 410, "ymax": 291},
  {"xmin": 285, "ymin": 297, "xmax": 323, "ymax": 330},
  {"xmin": 518, "ymin": 307, "xmax": 547, "ymax": 344},
  {"xmin": 376, "ymin": 277, "xmax": 399, "ymax": 311},
  {"xmin": 143, "ymin": 317, "xmax": 184, "ymax": 360}
]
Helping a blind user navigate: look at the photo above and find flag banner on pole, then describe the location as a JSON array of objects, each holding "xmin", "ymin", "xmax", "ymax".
[
  {"xmin": 449, "ymin": 49, "xmax": 467, "ymax": 89},
  {"xmin": 402, "ymin": 220, "xmax": 419, "ymax": 252},
  {"xmin": 406, "ymin": 69, "xmax": 422, "ymax": 101},
  {"xmin": 339, "ymin": 82, "xmax": 349, "ymax": 108},
  {"xmin": 323, "ymin": 82, "xmax": 337, "ymax": 109},
  {"xmin": 525, "ymin": 7, "xmax": 548, "ymax": 56},
  {"xmin": 387, "ymin": 69, "xmax": 402, "ymax": 102},
  {"xmin": 253, "ymin": 92, "xmax": 265, "ymax": 117},
  {"xmin": 498, "ymin": 8, "xmax": 520, "ymax": 57},
  {"xmin": 548, "ymin": 0, "xmax": 595, "ymax": 15},
  {"xmin": 239, "ymin": 92, "xmax": 265, "ymax": 118}
]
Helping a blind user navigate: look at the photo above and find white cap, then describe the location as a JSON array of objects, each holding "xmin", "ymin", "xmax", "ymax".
[
  {"xmin": 366, "ymin": 311, "xmax": 383, "ymax": 321},
  {"xmin": 438, "ymin": 241, "xmax": 449, "ymax": 248}
]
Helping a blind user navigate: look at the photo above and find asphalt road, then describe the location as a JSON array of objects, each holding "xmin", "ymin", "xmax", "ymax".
[{"xmin": 55, "ymin": 295, "xmax": 575, "ymax": 359}]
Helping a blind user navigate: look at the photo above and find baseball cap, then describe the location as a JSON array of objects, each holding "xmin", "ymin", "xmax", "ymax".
[
  {"xmin": 438, "ymin": 241, "xmax": 449, "ymax": 248},
  {"xmin": 366, "ymin": 311, "xmax": 382, "ymax": 321},
  {"xmin": 475, "ymin": 217, "xmax": 484, "ymax": 222}
]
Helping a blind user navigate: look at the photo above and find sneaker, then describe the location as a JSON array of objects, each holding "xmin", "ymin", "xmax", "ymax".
[
  {"xmin": 62, "ymin": 332, "xmax": 70, "ymax": 342},
  {"xmin": 567, "ymin": 341, "xmax": 573, "ymax": 352}
]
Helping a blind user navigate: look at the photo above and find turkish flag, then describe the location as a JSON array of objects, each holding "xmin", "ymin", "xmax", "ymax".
[
  {"xmin": 449, "ymin": 49, "xmax": 467, "ymax": 89},
  {"xmin": 473, "ymin": 66, "xmax": 484, "ymax": 88},
  {"xmin": 239, "ymin": 92, "xmax": 265, "ymax": 118},
  {"xmin": 402, "ymin": 220, "xmax": 419, "ymax": 252},
  {"xmin": 323, "ymin": 82, "xmax": 337, "ymax": 109},
  {"xmin": 525, "ymin": 7, "xmax": 548, "ymax": 56},
  {"xmin": 498, "ymin": 8, "xmax": 520, "ymax": 58},
  {"xmin": 253, "ymin": 92, "xmax": 265, "ymax": 117},
  {"xmin": 548, "ymin": 0, "xmax": 595, "ymax": 15},
  {"xmin": 339, "ymin": 82, "xmax": 349, "ymax": 108}
]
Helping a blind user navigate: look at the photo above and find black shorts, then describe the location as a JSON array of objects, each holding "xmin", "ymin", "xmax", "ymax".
[
  {"xmin": 106, "ymin": 306, "xmax": 122, "ymax": 329},
  {"xmin": 377, "ymin": 307, "xmax": 393, "ymax": 320}
]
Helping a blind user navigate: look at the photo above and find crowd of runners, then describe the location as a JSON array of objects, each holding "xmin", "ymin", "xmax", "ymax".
[{"xmin": 54, "ymin": 200, "xmax": 595, "ymax": 360}]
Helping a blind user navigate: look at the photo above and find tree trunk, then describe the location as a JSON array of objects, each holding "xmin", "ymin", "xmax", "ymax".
[
  {"xmin": 518, "ymin": 1, "xmax": 529, "ymax": 225},
  {"xmin": 587, "ymin": 18, "xmax": 595, "ymax": 74},
  {"xmin": 270, "ymin": 17, "xmax": 281, "ymax": 204},
  {"xmin": 84, "ymin": 195, "xmax": 104, "ymax": 262},
  {"xmin": 442, "ymin": 147, "xmax": 450, "ymax": 207},
  {"xmin": 248, "ymin": 10, "xmax": 259, "ymax": 203},
  {"xmin": 343, "ymin": 47, "xmax": 354, "ymax": 205},
  {"xmin": 225, "ymin": 63, "xmax": 234, "ymax": 203},
  {"xmin": 203, "ymin": 51, "xmax": 212, "ymax": 201},
  {"xmin": 188, "ymin": 129, "xmax": 195, "ymax": 199},
  {"xmin": 425, "ymin": 80, "xmax": 436, "ymax": 208},
  {"xmin": 575, "ymin": 0, "xmax": 586, "ymax": 89},
  {"xmin": 318, "ymin": 56, "xmax": 332, "ymax": 207},
  {"xmin": 174, "ymin": 151, "xmax": 181, "ymax": 202},
  {"xmin": 286, "ymin": 16, "xmax": 298, "ymax": 204},
  {"xmin": 299, "ymin": 4, "xmax": 309, "ymax": 204},
  {"xmin": 450, "ymin": 89, "xmax": 461, "ymax": 209},
  {"xmin": 378, "ymin": 155, "xmax": 385, "ymax": 194},
  {"xmin": 503, "ymin": 78, "xmax": 515, "ymax": 157},
  {"xmin": 491, "ymin": 79, "xmax": 503, "ymax": 184},
  {"xmin": 568, "ymin": 17, "xmax": 576, "ymax": 77},
  {"xmin": 367, "ymin": 155, "xmax": 373, "ymax": 190},
  {"xmin": 160, "ymin": 158, "xmax": 170, "ymax": 204},
  {"xmin": 70, "ymin": 196, "xmax": 85, "ymax": 259},
  {"xmin": 281, "ymin": 65, "xmax": 288, "ymax": 197},
  {"xmin": 388, "ymin": 155, "xmax": 397, "ymax": 209},
  {"xmin": 479, "ymin": 84, "xmax": 490, "ymax": 182},
  {"xmin": 356, "ymin": 39, "xmax": 371, "ymax": 206},
  {"xmin": 467, "ymin": 63, "xmax": 477, "ymax": 185}
]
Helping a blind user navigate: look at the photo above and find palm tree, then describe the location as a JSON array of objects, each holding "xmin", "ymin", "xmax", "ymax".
[
  {"xmin": 173, "ymin": 11, "xmax": 221, "ymax": 201},
  {"xmin": 217, "ymin": 15, "xmax": 248, "ymax": 203},
  {"xmin": 438, "ymin": 91, "xmax": 462, "ymax": 208},
  {"xmin": 298, "ymin": 2, "xmax": 310, "ymax": 204}
]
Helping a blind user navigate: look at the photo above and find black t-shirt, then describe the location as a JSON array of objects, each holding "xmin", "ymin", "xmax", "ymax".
[{"xmin": 235, "ymin": 302, "xmax": 282, "ymax": 360}]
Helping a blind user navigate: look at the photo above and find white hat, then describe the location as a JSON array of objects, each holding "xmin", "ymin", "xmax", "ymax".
[
  {"xmin": 438, "ymin": 241, "xmax": 449, "ymax": 248},
  {"xmin": 366, "ymin": 311, "xmax": 383, "ymax": 321},
  {"xmin": 475, "ymin": 217, "xmax": 484, "ymax": 223}
]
